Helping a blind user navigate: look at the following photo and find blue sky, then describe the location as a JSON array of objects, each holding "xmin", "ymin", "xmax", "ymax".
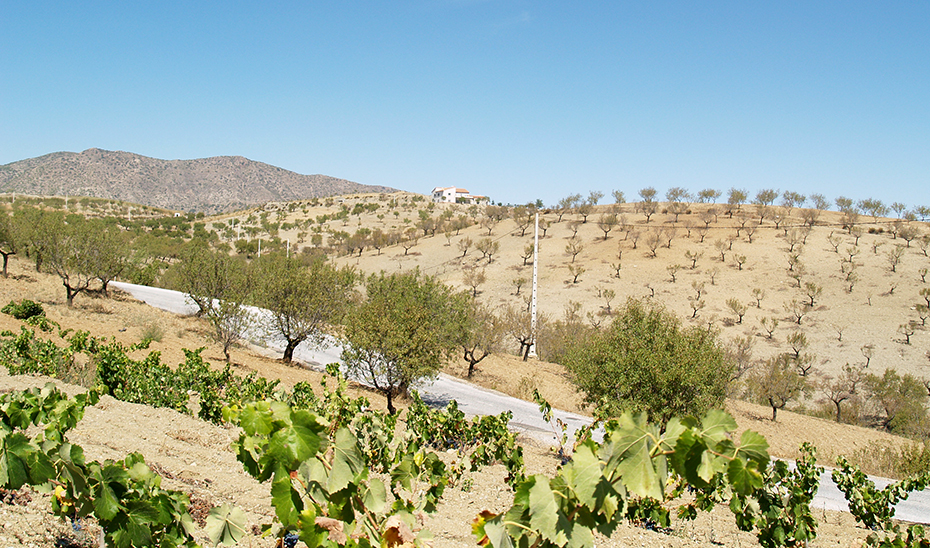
[{"xmin": 1, "ymin": 2, "xmax": 928, "ymax": 208}]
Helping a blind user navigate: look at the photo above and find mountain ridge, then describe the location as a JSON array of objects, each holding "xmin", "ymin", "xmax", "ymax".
[{"xmin": 0, "ymin": 148, "xmax": 398, "ymax": 213}]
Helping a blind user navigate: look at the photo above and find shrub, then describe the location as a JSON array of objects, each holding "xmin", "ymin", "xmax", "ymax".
[
  {"xmin": 563, "ymin": 298, "xmax": 734, "ymax": 422},
  {"xmin": 2, "ymin": 299, "xmax": 45, "ymax": 320}
]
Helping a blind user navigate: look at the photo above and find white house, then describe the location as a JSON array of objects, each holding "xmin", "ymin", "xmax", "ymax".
[{"xmin": 431, "ymin": 186, "xmax": 489, "ymax": 205}]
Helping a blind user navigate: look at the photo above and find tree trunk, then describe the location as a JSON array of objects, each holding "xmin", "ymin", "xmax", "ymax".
[
  {"xmin": 1, "ymin": 253, "xmax": 9, "ymax": 277},
  {"xmin": 386, "ymin": 392, "xmax": 396, "ymax": 415},
  {"xmin": 283, "ymin": 339, "xmax": 299, "ymax": 363},
  {"xmin": 65, "ymin": 284, "xmax": 76, "ymax": 307},
  {"xmin": 834, "ymin": 401, "xmax": 842, "ymax": 422}
]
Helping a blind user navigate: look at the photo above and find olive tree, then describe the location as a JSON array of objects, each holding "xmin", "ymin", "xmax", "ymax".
[
  {"xmin": 563, "ymin": 298, "xmax": 734, "ymax": 422},
  {"xmin": 341, "ymin": 270, "xmax": 468, "ymax": 414}
]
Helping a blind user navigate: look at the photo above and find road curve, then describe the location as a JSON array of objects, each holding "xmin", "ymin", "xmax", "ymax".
[{"xmin": 111, "ymin": 281, "xmax": 930, "ymax": 525}]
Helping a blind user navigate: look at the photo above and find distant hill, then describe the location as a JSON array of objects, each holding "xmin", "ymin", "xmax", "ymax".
[{"xmin": 0, "ymin": 148, "xmax": 397, "ymax": 213}]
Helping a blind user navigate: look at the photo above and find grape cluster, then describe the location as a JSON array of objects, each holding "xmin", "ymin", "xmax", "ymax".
[{"xmin": 282, "ymin": 532, "xmax": 299, "ymax": 548}]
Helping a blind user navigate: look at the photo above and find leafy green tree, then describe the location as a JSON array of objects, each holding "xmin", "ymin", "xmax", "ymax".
[
  {"xmin": 342, "ymin": 270, "xmax": 468, "ymax": 414},
  {"xmin": 86, "ymin": 219, "xmax": 132, "ymax": 297},
  {"xmin": 44, "ymin": 217, "xmax": 100, "ymax": 307},
  {"xmin": 461, "ymin": 300, "xmax": 506, "ymax": 377},
  {"xmin": 12, "ymin": 206, "xmax": 65, "ymax": 273},
  {"xmin": 727, "ymin": 188, "xmax": 748, "ymax": 216},
  {"xmin": 255, "ymin": 253, "xmax": 357, "ymax": 363},
  {"xmin": 749, "ymin": 353, "xmax": 808, "ymax": 421},
  {"xmin": 175, "ymin": 240, "xmax": 252, "ymax": 362},
  {"xmin": 0, "ymin": 212, "xmax": 16, "ymax": 277},
  {"xmin": 865, "ymin": 368, "xmax": 928, "ymax": 435},
  {"xmin": 563, "ymin": 298, "xmax": 734, "ymax": 422},
  {"xmin": 697, "ymin": 188, "xmax": 721, "ymax": 203}
]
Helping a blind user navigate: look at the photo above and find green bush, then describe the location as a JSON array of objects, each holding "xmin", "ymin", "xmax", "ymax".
[
  {"xmin": 563, "ymin": 298, "xmax": 734, "ymax": 422},
  {"xmin": 2, "ymin": 299, "xmax": 45, "ymax": 320}
]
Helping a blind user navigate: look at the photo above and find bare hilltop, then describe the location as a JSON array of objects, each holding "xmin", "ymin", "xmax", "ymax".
[{"xmin": 0, "ymin": 148, "xmax": 395, "ymax": 214}]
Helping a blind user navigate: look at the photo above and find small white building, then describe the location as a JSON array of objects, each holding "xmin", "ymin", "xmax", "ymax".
[{"xmin": 431, "ymin": 186, "xmax": 489, "ymax": 205}]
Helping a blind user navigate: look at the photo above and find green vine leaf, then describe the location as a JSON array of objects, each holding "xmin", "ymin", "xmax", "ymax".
[
  {"xmin": 527, "ymin": 476, "xmax": 561, "ymax": 544},
  {"xmin": 206, "ymin": 503, "xmax": 248, "ymax": 547}
]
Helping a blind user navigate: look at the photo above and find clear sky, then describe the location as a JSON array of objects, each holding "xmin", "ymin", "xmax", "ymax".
[{"xmin": 1, "ymin": 2, "xmax": 928, "ymax": 209}]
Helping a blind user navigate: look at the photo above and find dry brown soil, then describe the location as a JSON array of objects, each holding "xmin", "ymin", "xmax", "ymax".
[{"xmin": 2, "ymin": 195, "xmax": 929, "ymax": 546}]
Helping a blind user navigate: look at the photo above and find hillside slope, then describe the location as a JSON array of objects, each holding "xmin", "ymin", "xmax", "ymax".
[{"xmin": 0, "ymin": 148, "xmax": 397, "ymax": 213}]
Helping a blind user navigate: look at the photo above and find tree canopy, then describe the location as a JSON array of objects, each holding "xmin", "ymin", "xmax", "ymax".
[
  {"xmin": 341, "ymin": 269, "xmax": 468, "ymax": 413},
  {"xmin": 254, "ymin": 253, "xmax": 357, "ymax": 363},
  {"xmin": 563, "ymin": 298, "xmax": 733, "ymax": 422}
]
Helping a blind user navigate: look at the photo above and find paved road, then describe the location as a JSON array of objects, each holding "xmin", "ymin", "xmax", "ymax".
[{"xmin": 111, "ymin": 281, "xmax": 930, "ymax": 524}]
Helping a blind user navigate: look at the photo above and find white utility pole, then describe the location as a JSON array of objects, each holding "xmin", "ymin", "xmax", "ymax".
[
  {"xmin": 286, "ymin": 239, "xmax": 290, "ymax": 258},
  {"xmin": 528, "ymin": 212, "xmax": 540, "ymax": 359}
]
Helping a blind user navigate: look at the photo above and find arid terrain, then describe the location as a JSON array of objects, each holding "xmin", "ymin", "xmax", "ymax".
[
  {"xmin": 0, "ymin": 149, "xmax": 395, "ymax": 214},
  {"xmin": 2, "ymin": 190, "xmax": 929, "ymax": 546}
]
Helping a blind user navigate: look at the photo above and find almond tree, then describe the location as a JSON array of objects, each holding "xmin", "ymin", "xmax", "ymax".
[
  {"xmin": 564, "ymin": 236, "xmax": 584, "ymax": 262},
  {"xmin": 462, "ymin": 266, "xmax": 487, "ymax": 297},
  {"xmin": 456, "ymin": 236, "xmax": 472, "ymax": 257},
  {"xmin": 342, "ymin": 270, "xmax": 468, "ymax": 414},
  {"xmin": 750, "ymin": 353, "xmax": 808, "ymax": 421},
  {"xmin": 819, "ymin": 363, "xmax": 865, "ymax": 422},
  {"xmin": 255, "ymin": 253, "xmax": 357, "ymax": 363},
  {"xmin": 461, "ymin": 301, "xmax": 506, "ymax": 377},
  {"xmin": 638, "ymin": 187, "xmax": 658, "ymax": 222},
  {"xmin": 45, "ymin": 217, "xmax": 119, "ymax": 307},
  {"xmin": 865, "ymin": 368, "xmax": 928, "ymax": 433},
  {"xmin": 596, "ymin": 213, "xmax": 618, "ymax": 240},
  {"xmin": 0, "ymin": 213, "xmax": 16, "ymax": 277},
  {"xmin": 727, "ymin": 188, "xmax": 747, "ymax": 217},
  {"xmin": 89, "ymin": 220, "xmax": 132, "ymax": 297},
  {"xmin": 562, "ymin": 298, "xmax": 733, "ymax": 422},
  {"xmin": 697, "ymin": 188, "xmax": 721, "ymax": 203},
  {"xmin": 177, "ymin": 241, "xmax": 253, "ymax": 362}
]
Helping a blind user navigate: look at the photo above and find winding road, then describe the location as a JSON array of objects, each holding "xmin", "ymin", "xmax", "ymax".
[{"xmin": 112, "ymin": 281, "xmax": 930, "ymax": 524}]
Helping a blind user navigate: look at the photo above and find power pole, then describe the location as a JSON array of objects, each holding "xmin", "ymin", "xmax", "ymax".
[{"xmin": 528, "ymin": 212, "xmax": 539, "ymax": 359}]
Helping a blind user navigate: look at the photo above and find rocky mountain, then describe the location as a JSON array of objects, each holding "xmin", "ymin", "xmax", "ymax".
[{"xmin": 0, "ymin": 148, "xmax": 397, "ymax": 213}]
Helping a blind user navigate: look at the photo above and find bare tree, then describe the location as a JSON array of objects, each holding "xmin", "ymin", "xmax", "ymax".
[
  {"xmin": 565, "ymin": 236, "xmax": 584, "ymax": 262},
  {"xmin": 726, "ymin": 298, "xmax": 748, "ymax": 324},
  {"xmin": 521, "ymin": 243, "xmax": 534, "ymax": 266},
  {"xmin": 596, "ymin": 213, "xmax": 618, "ymax": 240},
  {"xmin": 804, "ymin": 282, "xmax": 823, "ymax": 307},
  {"xmin": 887, "ymin": 244, "xmax": 906, "ymax": 272},
  {"xmin": 645, "ymin": 228, "xmax": 663, "ymax": 258},
  {"xmin": 685, "ymin": 249, "xmax": 703, "ymax": 269},
  {"xmin": 819, "ymin": 364, "xmax": 865, "ymax": 422},
  {"xmin": 462, "ymin": 266, "xmax": 487, "ymax": 297},
  {"xmin": 760, "ymin": 316, "xmax": 778, "ymax": 339},
  {"xmin": 567, "ymin": 264, "xmax": 586, "ymax": 283},
  {"xmin": 461, "ymin": 302, "xmax": 506, "ymax": 377},
  {"xmin": 457, "ymin": 236, "xmax": 473, "ymax": 257},
  {"xmin": 752, "ymin": 288, "xmax": 765, "ymax": 308}
]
